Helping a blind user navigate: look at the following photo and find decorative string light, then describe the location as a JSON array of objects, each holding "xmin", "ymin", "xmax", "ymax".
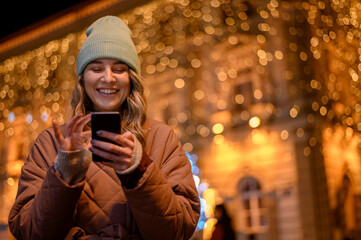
[
  {"xmin": 0, "ymin": 1, "xmax": 302, "ymax": 156},
  {"xmin": 1, "ymin": 0, "xmax": 361, "ymax": 226}
]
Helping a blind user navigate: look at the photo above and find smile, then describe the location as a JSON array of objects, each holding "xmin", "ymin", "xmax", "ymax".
[{"xmin": 97, "ymin": 88, "xmax": 119, "ymax": 94}]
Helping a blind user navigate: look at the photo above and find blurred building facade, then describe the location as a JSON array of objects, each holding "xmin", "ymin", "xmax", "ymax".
[{"xmin": 0, "ymin": 0, "xmax": 361, "ymax": 240}]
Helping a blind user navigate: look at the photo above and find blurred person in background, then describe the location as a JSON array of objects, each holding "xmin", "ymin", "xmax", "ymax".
[{"xmin": 211, "ymin": 204, "xmax": 236, "ymax": 240}]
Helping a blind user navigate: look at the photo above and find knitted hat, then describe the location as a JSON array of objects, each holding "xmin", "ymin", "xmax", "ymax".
[{"xmin": 76, "ymin": 16, "xmax": 140, "ymax": 76}]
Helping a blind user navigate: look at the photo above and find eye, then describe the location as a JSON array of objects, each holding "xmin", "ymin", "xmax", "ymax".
[
  {"xmin": 88, "ymin": 65, "xmax": 103, "ymax": 72},
  {"xmin": 113, "ymin": 66, "xmax": 128, "ymax": 73},
  {"xmin": 113, "ymin": 68, "xmax": 126, "ymax": 73}
]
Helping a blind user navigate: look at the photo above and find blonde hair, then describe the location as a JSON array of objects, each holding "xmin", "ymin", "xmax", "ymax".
[{"xmin": 71, "ymin": 69, "xmax": 147, "ymax": 146}]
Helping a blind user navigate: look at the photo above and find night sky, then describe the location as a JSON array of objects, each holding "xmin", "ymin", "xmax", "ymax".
[{"xmin": 0, "ymin": 0, "xmax": 92, "ymax": 42}]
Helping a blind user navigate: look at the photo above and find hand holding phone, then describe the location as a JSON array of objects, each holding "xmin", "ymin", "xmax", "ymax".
[{"xmin": 91, "ymin": 112, "xmax": 121, "ymax": 162}]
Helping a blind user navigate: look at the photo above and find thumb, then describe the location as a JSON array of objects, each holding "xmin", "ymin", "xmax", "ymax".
[
  {"xmin": 82, "ymin": 130, "xmax": 91, "ymax": 139},
  {"xmin": 122, "ymin": 131, "xmax": 134, "ymax": 141}
]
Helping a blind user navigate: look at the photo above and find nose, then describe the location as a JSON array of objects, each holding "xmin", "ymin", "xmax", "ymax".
[{"xmin": 102, "ymin": 67, "xmax": 116, "ymax": 83}]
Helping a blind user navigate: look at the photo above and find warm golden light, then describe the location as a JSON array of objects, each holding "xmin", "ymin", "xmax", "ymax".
[
  {"xmin": 235, "ymin": 94, "xmax": 244, "ymax": 104},
  {"xmin": 174, "ymin": 78, "xmax": 185, "ymax": 88},
  {"xmin": 183, "ymin": 142, "xmax": 193, "ymax": 152},
  {"xmin": 213, "ymin": 135, "xmax": 224, "ymax": 145},
  {"xmin": 254, "ymin": 90, "xmax": 263, "ymax": 99},
  {"xmin": 212, "ymin": 123, "xmax": 224, "ymax": 134},
  {"xmin": 275, "ymin": 50, "xmax": 284, "ymax": 60},
  {"xmin": 297, "ymin": 128, "xmax": 304, "ymax": 137},
  {"xmin": 7, "ymin": 177, "xmax": 14, "ymax": 186},
  {"xmin": 251, "ymin": 129, "xmax": 268, "ymax": 144},
  {"xmin": 249, "ymin": 116, "xmax": 261, "ymax": 128},
  {"xmin": 6, "ymin": 160, "xmax": 24, "ymax": 177},
  {"xmin": 203, "ymin": 188, "xmax": 217, "ymax": 218},
  {"xmin": 290, "ymin": 106, "xmax": 299, "ymax": 118},
  {"xmin": 203, "ymin": 218, "xmax": 218, "ymax": 240},
  {"xmin": 0, "ymin": 1, "xmax": 360, "ymax": 238},
  {"xmin": 280, "ymin": 130, "xmax": 289, "ymax": 140},
  {"xmin": 194, "ymin": 90, "xmax": 204, "ymax": 100}
]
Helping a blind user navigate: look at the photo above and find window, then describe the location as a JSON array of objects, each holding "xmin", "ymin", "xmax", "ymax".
[{"xmin": 238, "ymin": 177, "xmax": 267, "ymax": 232}]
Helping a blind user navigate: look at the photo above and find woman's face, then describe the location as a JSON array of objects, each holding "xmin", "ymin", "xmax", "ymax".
[{"xmin": 83, "ymin": 58, "xmax": 130, "ymax": 112}]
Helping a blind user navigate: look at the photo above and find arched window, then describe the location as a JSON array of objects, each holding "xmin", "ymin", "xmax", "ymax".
[{"xmin": 238, "ymin": 177, "xmax": 267, "ymax": 232}]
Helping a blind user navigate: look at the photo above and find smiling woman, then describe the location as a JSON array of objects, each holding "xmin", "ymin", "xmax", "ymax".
[
  {"xmin": 83, "ymin": 59, "xmax": 131, "ymax": 112},
  {"xmin": 8, "ymin": 15, "xmax": 200, "ymax": 240}
]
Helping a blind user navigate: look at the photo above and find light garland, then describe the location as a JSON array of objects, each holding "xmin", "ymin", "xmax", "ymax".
[
  {"xmin": 0, "ymin": 0, "xmax": 360, "ymax": 178},
  {"xmin": 307, "ymin": 0, "xmax": 361, "ymax": 132},
  {"xmin": 1, "ymin": 0, "xmax": 361, "ymax": 233}
]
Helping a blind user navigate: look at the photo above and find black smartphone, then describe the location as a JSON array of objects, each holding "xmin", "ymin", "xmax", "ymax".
[{"xmin": 91, "ymin": 112, "xmax": 121, "ymax": 162}]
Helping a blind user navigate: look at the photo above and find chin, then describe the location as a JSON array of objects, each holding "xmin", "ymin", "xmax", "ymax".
[
  {"xmin": 98, "ymin": 108, "xmax": 118, "ymax": 112},
  {"xmin": 93, "ymin": 101, "xmax": 122, "ymax": 112},
  {"xmin": 96, "ymin": 105, "xmax": 121, "ymax": 112}
]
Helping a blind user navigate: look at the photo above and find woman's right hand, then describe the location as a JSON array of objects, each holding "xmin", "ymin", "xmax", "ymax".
[{"xmin": 52, "ymin": 113, "xmax": 92, "ymax": 151}]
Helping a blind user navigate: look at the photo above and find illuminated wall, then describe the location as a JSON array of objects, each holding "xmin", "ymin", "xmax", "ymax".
[{"xmin": 1, "ymin": 0, "xmax": 361, "ymax": 240}]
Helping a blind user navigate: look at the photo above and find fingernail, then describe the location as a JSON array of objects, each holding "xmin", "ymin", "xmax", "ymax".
[
  {"xmin": 90, "ymin": 139, "xmax": 95, "ymax": 144},
  {"xmin": 89, "ymin": 147, "xmax": 94, "ymax": 152},
  {"xmin": 97, "ymin": 130, "xmax": 103, "ymax": 135}
]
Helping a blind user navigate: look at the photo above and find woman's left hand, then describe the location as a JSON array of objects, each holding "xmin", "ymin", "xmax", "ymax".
[{"xmin": 90, "ymin": 131, "xmax": 135, "ymax": 171}]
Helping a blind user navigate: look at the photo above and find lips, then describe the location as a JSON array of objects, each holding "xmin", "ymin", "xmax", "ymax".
[{"xmin": 97, "ymin": 88, "xmax": 119, "ymax": 95}]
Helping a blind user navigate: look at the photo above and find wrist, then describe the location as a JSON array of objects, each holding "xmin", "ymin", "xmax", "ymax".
[
  {"xmin": 54, "ymin": 149, "xmax": 92, "ymax": 185},
  {"xmin": 115, "ymin": 136, "xmax": 143, "ymax": 175},
  {"xmin": 117, "ymin": 151, "xmax": 152, "ymax": 189}
]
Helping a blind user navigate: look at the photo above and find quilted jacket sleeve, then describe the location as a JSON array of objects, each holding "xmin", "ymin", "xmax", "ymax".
[
  {"xmin": 8, "ymin": 128, "xmax": 84, "ymax": 240},
  {"xmin": 122, "ymin": 123, "xmax": 201, "ymax": 240}
]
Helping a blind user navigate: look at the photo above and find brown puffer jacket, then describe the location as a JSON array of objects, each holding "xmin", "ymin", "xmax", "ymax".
[{"xmin": 8, "ymin": 119, "xmax": 200, "ymax": 240}]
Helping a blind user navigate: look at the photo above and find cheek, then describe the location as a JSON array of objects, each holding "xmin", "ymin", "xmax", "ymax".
[
  {"xmin": 83, "ymin": 84, "xmax": 93, "ymax": 100},
  {"xmin": 125, "ymin": 84, "xmax": 131, "ymax": 95},
  {"xmin": 83, "ymin": 77, "xmax": 96, "ymax": 97},
  {"xmin": 119, "ymin": 76, "xmax": 131, "ymax": 96}
]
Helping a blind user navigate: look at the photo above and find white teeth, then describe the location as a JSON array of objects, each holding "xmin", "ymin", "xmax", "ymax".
[{"xmin": 99, "ymin": 89, "xmax": 117, "ymax": 94}]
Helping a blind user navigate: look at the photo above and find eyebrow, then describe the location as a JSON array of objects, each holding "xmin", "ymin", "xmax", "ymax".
[{"xmin": 89, "ymin": 60, "xmax": 126, "ymax": 65}]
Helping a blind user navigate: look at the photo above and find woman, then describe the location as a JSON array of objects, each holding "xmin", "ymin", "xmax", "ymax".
[
  {"xmin": 210, "ymin": 204, "xmax": 236, "ymax": 240},
  {"xmin": 8, "ymin": 16, "xmax": 200, "ymax": 240}
]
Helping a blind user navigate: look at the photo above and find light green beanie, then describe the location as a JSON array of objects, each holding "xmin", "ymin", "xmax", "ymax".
[{"xmin": 76, "ymin": 15, "xmax": 140, "ymax": 76}]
